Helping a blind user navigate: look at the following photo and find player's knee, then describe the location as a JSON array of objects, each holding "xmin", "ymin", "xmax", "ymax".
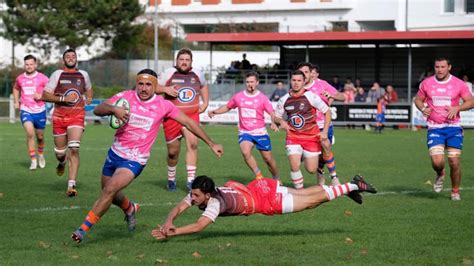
[
  {"xmin": 167, "ymin": 151, "xmax": 179, "ymax": 160},
  {"xmin": 26, "ymin": 131, "xmax": 35, "ymax": 139},
  {"xmin": 306, "ymin": 167, "xmax": 317, "ymax": 175},
  {"xmin": 242, "ymin": 151, "xmax": 252, "ymax": 160},
  {"xmin": 102, "ymin": 184, "xmax": 119, "ymax": 196},
  {"xmin": 54, "ymin": 147, "xmax": 67, "ymax": 157},
  {"xmin": 429, "ymin": 146, "xmax": 445, "ymax": 156},
  {"xmin": 188, "ymin": 142, "xmax": 198, "ymax": 151}
]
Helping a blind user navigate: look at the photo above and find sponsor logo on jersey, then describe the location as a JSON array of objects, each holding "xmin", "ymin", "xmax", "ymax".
[
  {"xmin": 171, "ymin": 79, "xmax": 185, "ymax": 84},
  {"xmin": 76, "ymin": 79, "xmax": 82, "ymax": 86},
  {"xmin": 299, "ymin": 102, "xmax": 305, "ymax": 110},
  {"xmin": 190, "ymin": 77, "xmax": 196, "ymax": 84},
  {"xmin": 64, "ymin": 89, "xmax": 81, "ymax": 106},
  {"xmin": 437, "ymin": 88, "xmax": 446, "ymax": 93},
  {"xmin": 177, "ymin": 87, "xmax": 196, "ymax": 103},
  {"xmin": 285, "ymin": 106, "xmax": 295, "ymax": 111},
  {"xmin": 128, "ymin": 113, "xmax": 154, "ymax": 131},
  {"xmin": 60, "ymin": 80, "xmax": 72, "ymax": 84},
  {"xmin": 289, "ymin": 114, "xmax": 305, "ymax": 129}
]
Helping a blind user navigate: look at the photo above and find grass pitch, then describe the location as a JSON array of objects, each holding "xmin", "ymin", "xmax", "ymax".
[{"xmin": 0, "ymin": 122, "xmax": 473, "ymax": 265}]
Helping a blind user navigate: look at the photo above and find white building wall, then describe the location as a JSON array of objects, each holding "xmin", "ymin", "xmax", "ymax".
[
  {"xmin": 1, "ymin": 0, "xmax": 473, "ymax": 66},
  {"xmin": 407, "ymin": 0, "xmax": 474, "ymax": 30}
]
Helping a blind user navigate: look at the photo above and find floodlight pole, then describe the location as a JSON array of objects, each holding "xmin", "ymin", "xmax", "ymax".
[{"xmin": 154, "ymin": 1, "xmax": 159, "ymax": 72}]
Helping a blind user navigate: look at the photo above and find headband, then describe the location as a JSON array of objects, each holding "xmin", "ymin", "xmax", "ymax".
[{"xmin": 136, "ymin": 74, "xmax": 158, "ymax": 89}]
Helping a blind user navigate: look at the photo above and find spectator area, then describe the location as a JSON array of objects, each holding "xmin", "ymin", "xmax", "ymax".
[{"xmin": 188, "ymin": 31, "xmax": 474, "ymax": 102}]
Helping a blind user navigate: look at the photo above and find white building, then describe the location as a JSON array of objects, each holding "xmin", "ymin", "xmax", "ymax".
[
  {"xmin": 1, "ymin": 0, "xmax": 473, "ymax": 65},
  {"xmin": 144, "ymin": 0, "xmax": 474, "ymax": 34}
]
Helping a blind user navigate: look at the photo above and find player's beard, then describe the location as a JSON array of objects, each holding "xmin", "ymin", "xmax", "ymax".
[
  {"xmin": 65, "ymin": 61, "xmax": 76, "ymax": 69},
  {"xmin": 435, "ymin": 73, "xmax": 449, "ymax": 82},
  {"xmin": 176, "ymin": 65, "xmax": 191, "ymax": 74}
]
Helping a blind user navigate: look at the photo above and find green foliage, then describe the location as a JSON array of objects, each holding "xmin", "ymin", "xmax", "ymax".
[
  {"xmin": 93, "ymin": 85, "xmax": 127, "ymax": 99},
  {"xmin": 103, "ymin": 25, "xmax": 174, "ymax": 60},
  {"xmin": 0, "ymin": 125, "xmax": 473, "ymax": 264},
  {"xmin": 1, "ymin": 0, "xmax": 143, "ymax": 58}
]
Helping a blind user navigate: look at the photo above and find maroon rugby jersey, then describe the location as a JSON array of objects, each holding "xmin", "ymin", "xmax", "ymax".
[
  {"xmin": 275, "ymin": 90, "xmax": 329, "ymax": 141},
  {"xmin": 159, "ymin": 67, "xmax": 207, "ymax": 115}
]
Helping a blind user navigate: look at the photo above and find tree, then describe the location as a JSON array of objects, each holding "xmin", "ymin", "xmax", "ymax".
[
  {"xmin": 1, "ymin": 0, "xmax": 144, "ymax": 59},
  {"xmin": 106, "ymin": 24, "xmax": 174, "ymax": 60}
]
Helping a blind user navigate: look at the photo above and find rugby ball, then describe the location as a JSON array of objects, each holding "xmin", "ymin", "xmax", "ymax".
[{"xmin": 109, "ymin": 98, "xmax": 130, "ymax": 129}]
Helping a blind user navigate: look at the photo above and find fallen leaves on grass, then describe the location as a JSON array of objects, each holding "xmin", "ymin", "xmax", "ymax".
[
  {"xmin": 463, "ymin": 258, "xmax": 473, "ymax": 265},
  {"xmin": 360, "ymin": 248, "xmax": 368, "ymax": 255},
  {"xmin": 71, "ymin": 255, "xmax": 80, "ymax": 259},
  {"xmin": 425, "ymin": 180, "xmax": 432, "ymax": 185},
  {"xmin": 218, "ymin": 242, "xmax": 232, "ymax": 250},
  {"xmin": 192, "ymin": 251, "xmax": 202, "ymax": 258},
  {"xmin": 0, "ymin": 192, "xmax": 4, "ymax": 198},
  {"xmin": 106, "ymin": 251, "xmax": 117, "ymax": 260},
  {"xmin": 155, "ymin": 258, "xmax": 168, "ymax": 264},
  {"xmin": 38, "ymin": 241, "xmax": 51, "ymax": 249},
  {"xmin": 345, "ymin": 238, "xmax": 353, "ymax": 244},
  {"xmin": 136, "ymin": 254, "xmax": 145, "ymax": 260},
  {"xmin": 344, "ymin": 210, "xmax": 353, "ymax": 217}
]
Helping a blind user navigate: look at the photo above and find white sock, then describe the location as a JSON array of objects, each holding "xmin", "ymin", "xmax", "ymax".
[
  {"xmin": 167, "ymin": 165, "xmax": 177, "ymax": 181},
  {"xmin": 290, "ymin": 170, "xmax": 304, "ymax": 189},
  {"xmin": 68, "ymin": 180, "xmax": 76, "ymax": 188},
  {"xmin": 322, "ymin": 183, "xmax": 357, "ymax": 200},
  {"xmin": 186, "ymin": 165, "xmax": 196, "ymax": 183}
]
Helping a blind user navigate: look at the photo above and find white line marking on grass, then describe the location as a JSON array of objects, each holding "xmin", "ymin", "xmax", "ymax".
[
  {"xmin": 0, "ymin": 202, "xmax": 177, "ymax": 214},
  {"xmin": 1, "ymin": 187, "xmax": 473, "ymax": 214}
]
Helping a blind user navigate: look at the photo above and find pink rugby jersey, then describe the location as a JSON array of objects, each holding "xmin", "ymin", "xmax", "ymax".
[
  {"xmin": 306, "ymin": 79, "xmax": 338, "ymax": 128},
  {"xmin": 108, "ymin": 90, "xmax": 180, "ymax": 164},
  {"xmin": 14, "ymin": 72, "xmax": 49, "ymax": 113},
  {"xmin": 226, "ymin": 90, "xmax": 274, "ymax": 135},
  {"xmin": 417, "ymin": 75, "xmax": 471, "ymax": 128}
]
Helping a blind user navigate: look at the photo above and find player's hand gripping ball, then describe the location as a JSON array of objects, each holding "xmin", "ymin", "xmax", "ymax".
[{"xmin": 109, "ymin": 98, "xmax": 130, "ymax": 129}]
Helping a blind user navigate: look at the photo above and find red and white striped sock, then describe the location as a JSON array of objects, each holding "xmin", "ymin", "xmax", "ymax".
[
  {"xmin": 186, "ymin": 165, "xmax": 196, "ymax": 184},
  {"xmin": 167, "ymin": 165, "xmax": 177, "ymax": 181},
  {"xmin": 291, "ymin": 170, "xmax": 304, "ymax": 189},
  {"xmin": 322, "ymin": 183, "xmax": 358, "ymax": 200}
]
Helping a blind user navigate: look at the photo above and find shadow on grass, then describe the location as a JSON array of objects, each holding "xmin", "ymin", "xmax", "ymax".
[
  {"xmin": 152, "ymin": 227, "xmax": 346, "ymax": 243},
  {"xmin": 72, "ymin": 226, "xmax": 345, "ymax": 247}
]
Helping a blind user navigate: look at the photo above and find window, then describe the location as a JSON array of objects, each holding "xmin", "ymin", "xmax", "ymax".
[
  {"xmin": 444, "ymin": 0, "xmax": 455, "ymax": 12},
  {"xmin": 466, "ymin": 0, "xmax": 474, "ymax": 13}
]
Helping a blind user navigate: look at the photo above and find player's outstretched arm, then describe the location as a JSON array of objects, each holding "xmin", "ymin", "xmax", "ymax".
[
  {"xmin": 208, "ymin": 105, "xmax": 231, "ymax": 118},
  {"xmin": 152, "ymin": 216, "xmax": 213, "ymax": 240},
  {"xmin": 174, "ymin": 111, "xmax": 224, "ymax": 157},
  {"xmin": 331, "ymin": 91, "xmax": 346, "ymax": 102}
]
